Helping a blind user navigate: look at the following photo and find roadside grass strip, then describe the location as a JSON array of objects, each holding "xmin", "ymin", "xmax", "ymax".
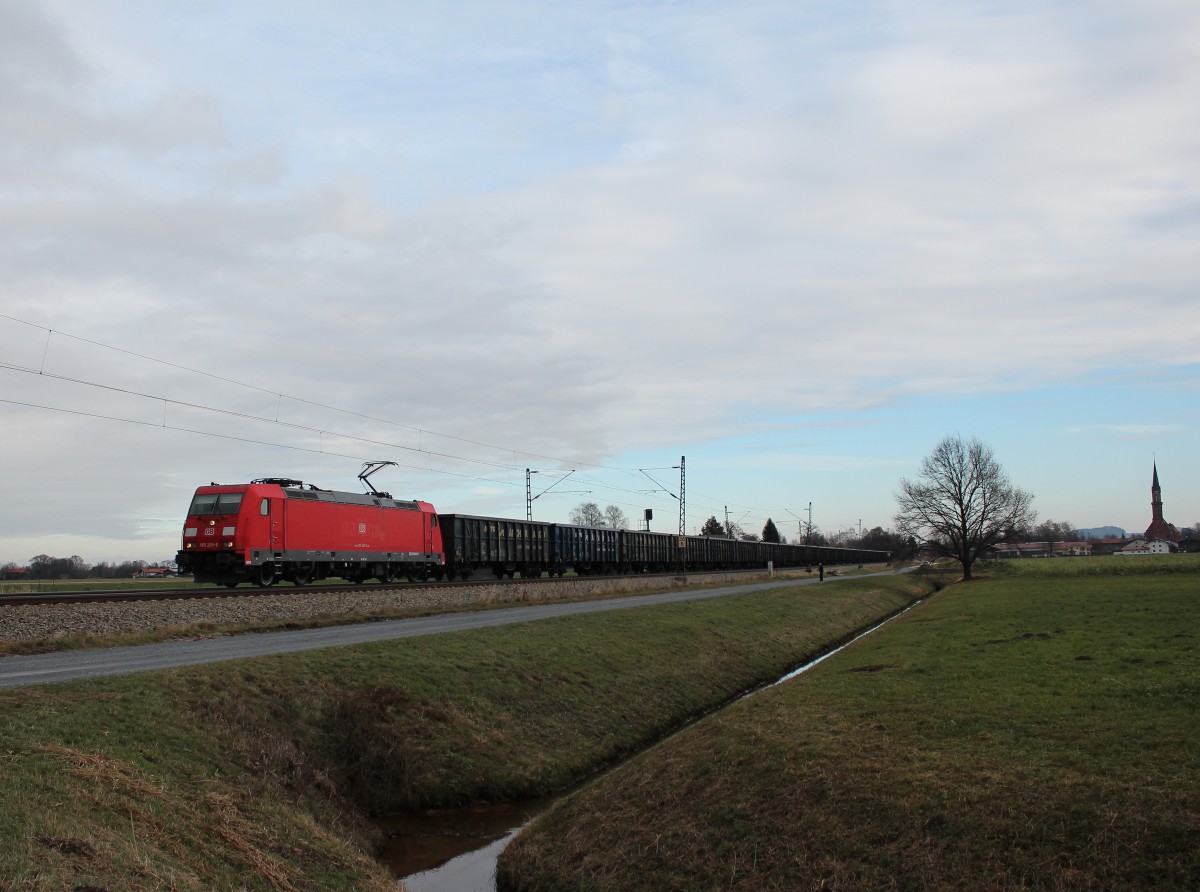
[{"xmin": 499, "ymin": 571, "xmax": 1200, "ymax": 891}]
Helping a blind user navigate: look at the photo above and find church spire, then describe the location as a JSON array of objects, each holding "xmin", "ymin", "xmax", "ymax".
[
  {"xmin": 1150, "ymin": 462, "xmax": 1164, "ymax": 524},
  {"xmin": 1145, "ymin": 461, "xmax": 1180, "ymax": 543}
]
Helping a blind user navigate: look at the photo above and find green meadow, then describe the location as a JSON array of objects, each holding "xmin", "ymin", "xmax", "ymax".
[{"xmin": 500, "ymin": 563, "xmax": 1200, "ymax": 890}]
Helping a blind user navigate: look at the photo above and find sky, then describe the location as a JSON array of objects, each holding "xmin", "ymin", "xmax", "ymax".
[{"xmin": 1, "ymin": 0, "xmax": 1197, "ymax": 565}]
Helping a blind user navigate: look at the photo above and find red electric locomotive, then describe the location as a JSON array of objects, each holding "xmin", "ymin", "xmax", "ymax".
[{"xmin": 175, "ymin": 468, "xmax": 444, "ymax": 587}]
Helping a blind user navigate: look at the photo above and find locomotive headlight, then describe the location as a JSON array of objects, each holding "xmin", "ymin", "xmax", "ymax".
[
  {"xmin": 224, "ymin": 541, "xmax": 234, "ymax": 548},
  {"xmin": 208, "ymin": 519, "xmax": 216, "ymax": 526}
]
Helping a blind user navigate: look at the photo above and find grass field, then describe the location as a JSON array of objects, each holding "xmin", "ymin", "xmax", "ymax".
[
  {"xmin": 0, "ymin": 576, "xmax": 187, "ymax": 594},
  {"xmin": 0, "ymin": 574, "xmax": 926, "ymax": 891},
  {"xmin": 982, "ymin": 552, "xmax": 1200, "ymax": 577},
  {"xmin": 499, "ymin": 565, "xmax": 1200, "ymax": 890}
]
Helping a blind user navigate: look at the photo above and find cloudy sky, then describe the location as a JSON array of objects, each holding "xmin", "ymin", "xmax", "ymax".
[{"xmin": 2, "ymin": 0, "xmax": 1197, "ymax": 565}]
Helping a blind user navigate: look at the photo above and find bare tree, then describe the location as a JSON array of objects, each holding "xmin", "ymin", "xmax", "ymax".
[
  {"xmin": 860, "ymin": 526, "xmax": 917, "ymax": 560},
  {"xmin": 604, "ymin": 505, "xmax": 629, "ymax": 530},
  {"xmin": 894, "ymin": 435, "xmax": 1035, "ymax": 580},
  {"xmin": 805, "ymin": 527, "xmax": 828, "ymax": 547},
  {"xmin": 569, "ymin": 502, "xmax": 607, "ymax": 527},
  {"xmin": 1034, "ymin": 519, "xmax": 1075, "ymax": 555},
  {"xmin": 27, "ymin": 554, "xmax": 90, "ymax": 579},
  {"xmin": 828, "ymin": 527, "xmax": 860, "ymax": 547}
]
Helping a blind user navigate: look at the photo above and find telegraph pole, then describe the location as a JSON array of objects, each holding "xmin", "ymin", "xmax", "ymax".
[
  {"xmin": 679, "ymin": 456, "xmax": 687, "ymax": 571},
  {"xmin": 526, "ymin": 469, "xmax": 584, "ymax": 521},
  {"xmin": 788, "ymin": 503, "xmax": 815, "ymax": 571},
  {"xmin": 638, "ymin": 458, "xmax": 685, "ymax": 566},
  {"xmin": 786, "ymin": 504, "xmax": 814, "ymax": 545},
  {"xmin": 679, "ymin": 456, "xmax": 686, "ymax": 537}
]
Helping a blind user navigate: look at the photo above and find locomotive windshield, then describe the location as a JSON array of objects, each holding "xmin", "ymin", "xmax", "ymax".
[{"xmin": 188, "ymin": 492, "xmax": 244, "ymax": 516}]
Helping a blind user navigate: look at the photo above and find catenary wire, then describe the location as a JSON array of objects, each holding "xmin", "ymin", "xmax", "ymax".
[{"xmin": 1, "ymin": 313, "xmax": 814, "ymax": 531}]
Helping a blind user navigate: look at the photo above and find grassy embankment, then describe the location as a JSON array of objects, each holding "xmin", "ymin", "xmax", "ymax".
[
  {"xmin": 0, "ymin": 573, "xmax": 926, "ymax": 891},
  {"xmin": 500, "ymin": 557, "xmax": 1200, "ymax": 891}
]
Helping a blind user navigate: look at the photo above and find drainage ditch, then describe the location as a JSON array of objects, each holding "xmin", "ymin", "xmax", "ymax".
[{"xmin": 382, "ymin": 599, "xmax": 922, "ymax": 890}]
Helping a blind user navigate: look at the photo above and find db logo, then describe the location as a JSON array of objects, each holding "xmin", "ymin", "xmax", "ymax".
[
  {"xmin": 358, "ymin": 523, "xmax": 367, "ymax": 534},
  {"xmin": 205, "ymin": 528, "xmax": 215, "ymax": 536}
]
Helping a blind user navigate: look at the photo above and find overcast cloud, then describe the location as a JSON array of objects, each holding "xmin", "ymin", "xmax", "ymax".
[{"xmin": 1, "ymin": 0, "xmax": 1197, "ymax": 563}]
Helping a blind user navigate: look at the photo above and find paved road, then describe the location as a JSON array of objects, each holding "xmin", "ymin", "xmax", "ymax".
[{"xmin": 0, "ymin": 575, "xmax": 851, "ymax": 689}]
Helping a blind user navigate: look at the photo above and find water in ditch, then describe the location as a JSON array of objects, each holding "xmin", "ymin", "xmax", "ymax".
[
  {"xmin": 382, "ymin": 600, "xmax": 920, "ymax": 890},
  {"xmin": 382, "ymin": 801, "xmax": 546, "ymax": 891}
]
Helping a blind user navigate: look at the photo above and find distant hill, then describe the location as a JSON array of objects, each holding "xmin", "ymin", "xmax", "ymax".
[{"xmin": 1075, "ymin": 526, "xmax": 1127, "ymax": 539}]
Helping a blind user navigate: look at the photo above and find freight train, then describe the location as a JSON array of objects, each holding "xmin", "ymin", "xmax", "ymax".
[{"xmin": 175, "ymin": 475, "xmax": 890, "ymax": 587}]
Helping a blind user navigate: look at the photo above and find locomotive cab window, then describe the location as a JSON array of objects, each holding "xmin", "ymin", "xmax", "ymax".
[
  {"xmin": 215, "ymin": 493, "xmax": 243, "ymax": 514},
  {"xmin": 189, "ymin": 493, "xmax": 218, "ymax": 515},
  {"xmin": 260, "ymin": 498, "xmax": 269, "ymax": 516},
  {"xmin": 189, "ymin": 493, "xmax": 243, "ymax": 515}
]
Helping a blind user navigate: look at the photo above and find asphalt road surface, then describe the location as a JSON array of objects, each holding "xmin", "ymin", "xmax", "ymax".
[{"xmin": 1, "ymin": 575, "xmax": 848, "ymax": 689}]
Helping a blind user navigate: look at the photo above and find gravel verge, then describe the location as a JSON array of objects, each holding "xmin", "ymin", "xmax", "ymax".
[{"xmin": 0, "ymin": 570, "xmax": 805, "ymax": 643}]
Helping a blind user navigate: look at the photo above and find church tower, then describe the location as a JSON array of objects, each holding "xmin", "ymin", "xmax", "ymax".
[{"xmin": 1144, "ymin": 462, "xmax": 1181, "ymax": 543}]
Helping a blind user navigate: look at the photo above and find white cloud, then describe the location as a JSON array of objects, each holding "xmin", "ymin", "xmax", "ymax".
[{"xmin": 1, "ymin": 0, "xmax": 1197, "ymax": 561}]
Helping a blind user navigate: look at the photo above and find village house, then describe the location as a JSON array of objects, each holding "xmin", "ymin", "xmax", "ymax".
[
  {"xmin": 1088, "ymin": 537, "xmax": 1136, "ymax": 556},
  {"xmin": 986, "ymin": 463, "xmax": 1186, "ymax": 560},
  {"xmin": 1118, "ymin": 539, "xmax": 1174, "ymax": 555},
  {"xmin": 133, "ymin": 567, "xmax": 175, "ymax": 578},
  {"xmin": 987, "ymin": 541, "xmax": 1093, "ymax": 559}
]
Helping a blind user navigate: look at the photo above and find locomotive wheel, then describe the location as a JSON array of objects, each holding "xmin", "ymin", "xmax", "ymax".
[
  {"xmin": 292, "ymin": 563, "xmax": 313, "ymax": 587},
  {"xmin": 377, "ymin": 566, "xmax": 394, "ymax": 584},
  {"xmin": 254, "ymin": 562, "xmax": 277, "ymax": 587}
]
